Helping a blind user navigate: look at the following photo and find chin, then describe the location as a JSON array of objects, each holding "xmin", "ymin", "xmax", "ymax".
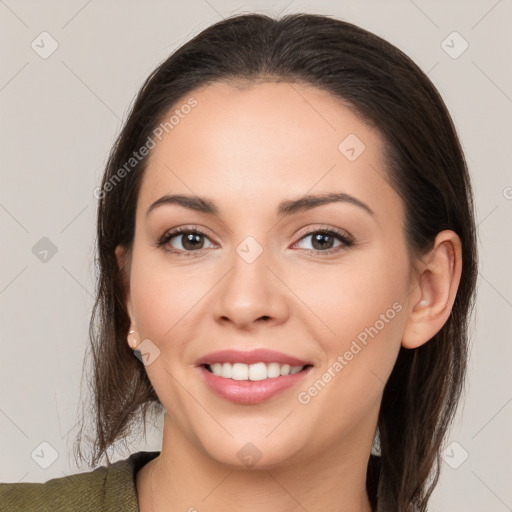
[{"xmin": 194, "ymin": 426, "xmax": 312, "ymax": 471}]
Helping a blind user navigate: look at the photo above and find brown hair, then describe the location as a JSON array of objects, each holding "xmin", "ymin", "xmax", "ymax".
[{"xmin": 73, "ymin": 13, "xmax": 478, "ymax": 511}]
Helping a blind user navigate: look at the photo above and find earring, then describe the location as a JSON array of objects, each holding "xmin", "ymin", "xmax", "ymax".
[{"xmin": 128, "ymin": 330, "xmax": 138, "ymax": 349}]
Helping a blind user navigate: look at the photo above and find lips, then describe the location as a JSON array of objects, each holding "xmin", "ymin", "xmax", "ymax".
[
  {"xmin": 195, "ymin": 349, "xmax": 313, "ymax": 404},
  {"xmin": 195, "ymin": 348, "xmax": 311, "ymax": 367}
]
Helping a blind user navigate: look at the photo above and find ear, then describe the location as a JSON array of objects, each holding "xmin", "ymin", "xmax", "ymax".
[
  {"xmin": 402, "ymin": 230, "xmax": 462, "ymax": 349},
  {"xmin": 115, "ymin": 245, "xmax": 137, "ymax": 343}
]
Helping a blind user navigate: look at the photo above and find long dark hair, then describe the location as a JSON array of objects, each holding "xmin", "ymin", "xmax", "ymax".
[{"xmin": 73, "ymin": 13, "xmax": 478, "ymax": 512}]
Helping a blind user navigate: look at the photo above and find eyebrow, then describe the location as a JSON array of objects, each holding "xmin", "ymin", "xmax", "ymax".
[{"xmin": 146, "ymin": 192, "xmax": 375, "ymax": 218}]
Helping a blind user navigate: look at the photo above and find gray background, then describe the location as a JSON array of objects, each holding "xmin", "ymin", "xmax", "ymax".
[{"xmin": 1, "ymin": 0, "xmax": 511, "ymax": 510}]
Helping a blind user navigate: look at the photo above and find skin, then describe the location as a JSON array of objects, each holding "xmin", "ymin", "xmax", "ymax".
[{"xmin": 115, "ymin": 81, "xmax": 462, "ymax": 512}]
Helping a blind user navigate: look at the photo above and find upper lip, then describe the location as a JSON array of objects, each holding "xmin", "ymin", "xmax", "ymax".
[{"xmin": 196, "ymin": 349, "xmax": 312, "ymax": 367}]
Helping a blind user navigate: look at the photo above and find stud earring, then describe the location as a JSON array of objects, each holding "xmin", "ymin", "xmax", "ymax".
[{"xmin": 128, "ymin": 330, "xmax": 138, "ymax": 349}]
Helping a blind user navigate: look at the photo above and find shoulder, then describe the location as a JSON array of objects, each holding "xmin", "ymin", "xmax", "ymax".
[{"xmin": 0, "ymin": 451, "xmax": 160, "ymax": 512}]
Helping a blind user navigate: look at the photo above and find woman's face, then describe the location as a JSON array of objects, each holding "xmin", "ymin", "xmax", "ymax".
[{"xmin": 120, "ymin": 81, "xmax": 416, "ymax": 468}]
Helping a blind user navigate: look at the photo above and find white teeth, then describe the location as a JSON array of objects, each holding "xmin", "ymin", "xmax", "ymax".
[
  {"xmin": 267, "ymin": 362, "xmax": 281, "ymax": 378},
  {"xmin": 207, "ymin": 362, "xmax": 305, "ymax": 380},
  {"xmin": 221, "ymin": 362, "xmax": 232, "ymax": 378},
  {"xmin": 231, "ymin": 363, "xmax": 248, "ymax": 380},
  {"xmin": 248, "ymin": 362, "xmax": 267, "ymax": 381},
  {"xmin": 211, "ymin": 363, "xmax": 223, "ymax": 375}
]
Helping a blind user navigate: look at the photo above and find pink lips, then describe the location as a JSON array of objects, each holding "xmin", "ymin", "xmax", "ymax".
[
  {"xmin": 195, "ymin": 348, "xmax": 311, "ymax": 367},
  {"xmin": 195, "ymin": 349, "xmax": 313, "ymax": 405}
]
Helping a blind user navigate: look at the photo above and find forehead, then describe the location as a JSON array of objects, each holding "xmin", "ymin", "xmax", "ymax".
[{"xmin": 137, "ymin": 81, "xmax": 401, "ymax": 223}]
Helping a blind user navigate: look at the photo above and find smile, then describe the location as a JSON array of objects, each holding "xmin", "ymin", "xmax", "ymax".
[
  {"xmin": 195, "ymin": 349, "xmax": 313, "ymax": 404},
  {"xmin": 205, "ymin": 362, "xmax": 306, "ymax": 381}
]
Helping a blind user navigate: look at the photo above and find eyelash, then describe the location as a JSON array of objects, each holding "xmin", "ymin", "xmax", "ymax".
[{"xmin": 156, "ymin": 225, "xmax": 354, "ymax": 258}]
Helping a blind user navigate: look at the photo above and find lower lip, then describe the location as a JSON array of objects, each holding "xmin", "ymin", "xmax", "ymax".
[{"xmin": 198, "ymin": 366, "xmax": 312, "ymax": 405}]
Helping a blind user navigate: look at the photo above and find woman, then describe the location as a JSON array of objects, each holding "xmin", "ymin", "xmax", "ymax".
[{"xmin": 0, "ymin": 12, "xmax": 477, "ymax": 512}]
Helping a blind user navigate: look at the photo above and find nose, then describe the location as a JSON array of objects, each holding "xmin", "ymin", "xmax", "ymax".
[{"xmin": 212, "ymin": 242, "xmax": 289, "ymax": 331}]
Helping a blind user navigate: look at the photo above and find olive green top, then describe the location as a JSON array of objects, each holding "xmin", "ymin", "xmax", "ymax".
[{"xmin": 0, "ymin": 450, "xmax": 160, "ymax": 512}]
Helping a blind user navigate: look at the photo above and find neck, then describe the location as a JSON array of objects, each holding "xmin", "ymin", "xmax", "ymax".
[{"xmin": 137, "ymin": 414, "xmax": 374, "ymax": 512}]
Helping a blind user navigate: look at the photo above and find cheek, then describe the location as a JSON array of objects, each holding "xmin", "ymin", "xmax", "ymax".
[
  {"xmin": 292, "ymin": 277, "xmax": 407, "ymax": 447},
  {"xmin": 294, "ymin": 245, "xmax": 408, "ymax": 346},
  {"xmin": 292, "ymin": 241, "xmax": 409, "ymax": 405},
  {"xmin": 127, "ymin": 254, "xmax": 211, "ymax": 419},
  {"xmin": 129, "ymin": 247, "xmax": 213, "ymax": 342}
]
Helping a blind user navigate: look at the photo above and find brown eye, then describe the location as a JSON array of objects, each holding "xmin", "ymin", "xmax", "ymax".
[
  {"xmin": 157, "ymin": 228, "xmax": 215, "ymax": 255},
  {"xmin": 294, "ymin": 229, "xmax": 353, "ymax": 254},
  {"xmin": 174, "ymin": 232, "xmax": 206, "ymax": 251}
]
